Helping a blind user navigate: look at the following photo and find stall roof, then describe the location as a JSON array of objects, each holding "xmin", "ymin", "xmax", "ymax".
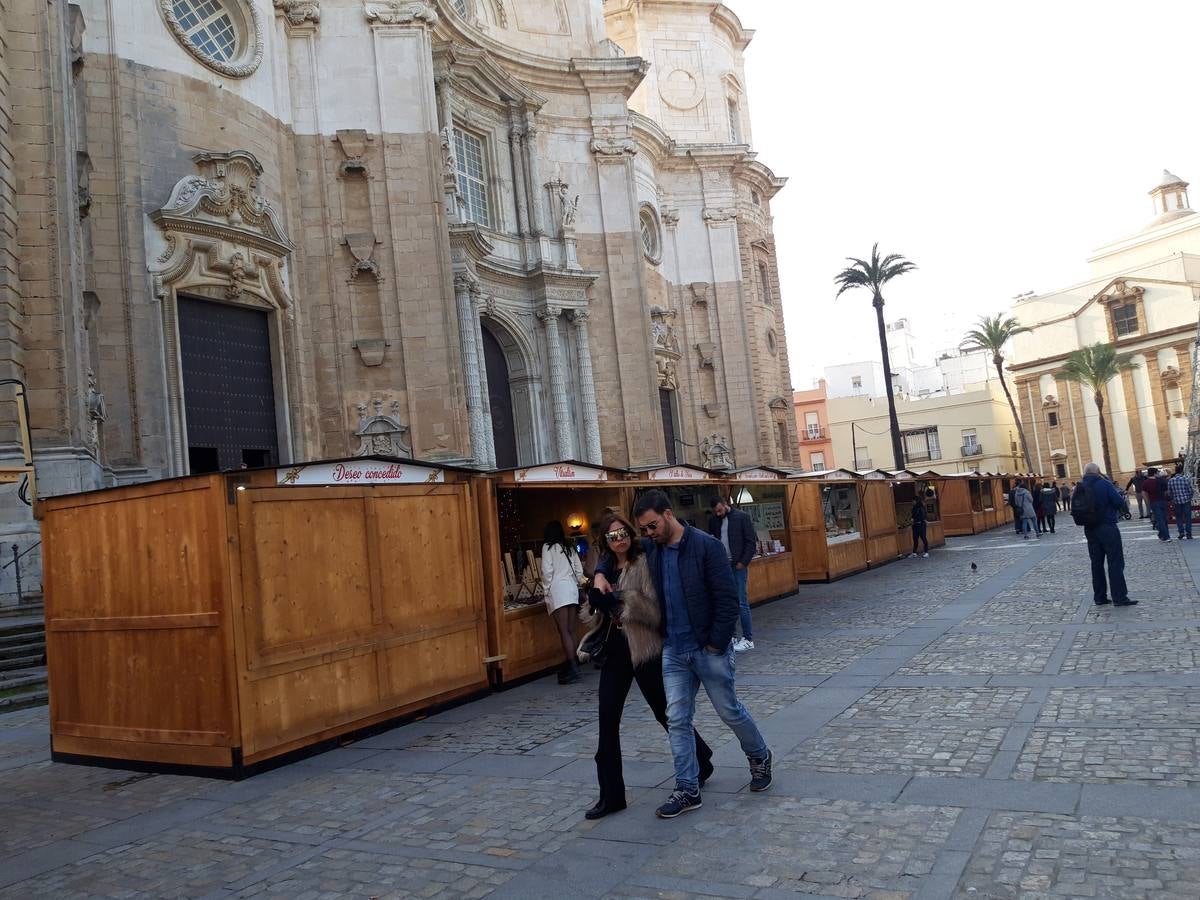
[
  {"xmin": 492, "ymin": 459, "xmax": 633, "ymax": 484},
  {"xmin": 857, "ymin": 468, "xmax": 896, "ymax": 480},
  {"xmin": 888, "ymin": 469, "xmax": 924, "ymax": 480},
  {"xmin": 794, "ymin": 467, "xmax": 861, "ymax": 481}
]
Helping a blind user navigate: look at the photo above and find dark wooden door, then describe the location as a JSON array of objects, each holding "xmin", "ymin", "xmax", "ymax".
[
  {"xmin": 482, "ymin": 327, "xmax": 518, "ymax": 469},
  {"xmin": 179, "ymin": 296, "xmax": 279, "ymax": 473},
  {"xmin": 660, "ymin": 388, "xmax": 677, "ymax": 465}
]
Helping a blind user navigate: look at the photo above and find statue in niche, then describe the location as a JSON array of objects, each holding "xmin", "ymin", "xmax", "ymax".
[
  {"xmin": 656, "ymin": 358, "xmax": 677, "ymax": 391},
  {"xmin": 353, "ymin": 399, "xmax": 411, "ymax": 458},
  {"xmin": 85, "ymin": 369, "xmax": 106, "ymax": 448},
  {"xmin": 561, "ymin": 193, "xmax": 579, "ymax": 231},
  {"xmin": 701, "ymin": 432, "xmax": 733, "ymax": 470}
]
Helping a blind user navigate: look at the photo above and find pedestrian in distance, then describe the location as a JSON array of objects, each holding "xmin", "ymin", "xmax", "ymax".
[
  {"xmin": 1059, "ymin": 482, "xmax": 1071, "ymax": 512},
  {"xmin": 909, "ymin": 492, "xmax": 930, "ymax": 558},
  {"xmin": 1142, "ymin": 466, "xmax": 1171, "ymax": 542},
  {"xmin": 596, "ymin": 489, "xmax": 772, "ymax": 819},
  {"xmin": 1072, "ymin": 462, "xmax": 1136, "ymax": 606},
  {"xmin": 1168, "ymin": 464, "xmax": 1195, "ymax": 541},
  {"xmin": 707, "ymin": 496, "xmax": 756, "ymax": 652},
  {"xmin": 1014, "ymin": 482, "xmax": 1038, "ymax": 539},
  {"xmin": 1125, "ymin": 469, "xmax": 1148, "ymax": 518},
  {"xmin": 582, "ymin": 510, "xmax": 714, "ymax": 820},
  {"xmin": 541, "ymin": 520, "xmax": 585, "ymax": 684},
  {"xmin": 1008, "ymin": 482, "xmax": 1023, "ymax": 534},
  {"xmin": 1039, "ymin": 481, "xmax": 1058, "ymax": 534}
]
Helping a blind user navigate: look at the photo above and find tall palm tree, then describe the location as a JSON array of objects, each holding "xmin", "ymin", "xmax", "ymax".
[
  {"xmin": 961, "ymin": 314, "xmax": 1032, "ymax": 472},
  {"xmin": 1060, "ymin": 343, "xmax": 1139, "ymax": 478},
  {"xmin": 835, "ymin": 244, "xmax": 916, "ymax": 471}
]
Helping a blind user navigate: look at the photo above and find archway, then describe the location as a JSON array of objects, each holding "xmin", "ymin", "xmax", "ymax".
[{"xmin": 482, "ymin": 326, "xmax": 519, "ymax": 469}]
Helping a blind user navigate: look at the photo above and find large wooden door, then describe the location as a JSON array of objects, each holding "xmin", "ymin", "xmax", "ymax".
[
  {"xmin": 482, "ymin": 328, "xmax": 518, "ymax": 469},
  {"xmin": 178, "ymin": 296, "xmax": 279, "ymax": 473}
]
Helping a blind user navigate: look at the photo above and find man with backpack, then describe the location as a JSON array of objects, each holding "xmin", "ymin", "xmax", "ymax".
[
  {"xmin": 1073, "ymin": 462, "xmax": 1136, "ymax": 606},
  {"xmin": 1141, "ymin": 467, "xmax": 1171, "ymax": 542}
]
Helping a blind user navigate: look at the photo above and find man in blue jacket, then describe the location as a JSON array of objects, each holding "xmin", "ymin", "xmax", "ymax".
[
  {"xmin": 598, "ymin": 489, "xmax": 772, "ymax": 819},
  {"xmin": 1076, "ymin": 462, "xmax": 1137, "ymax": 607},
  {"xmin": 707, "ymin": 496, "xmax": 757, "ymax": 651}
]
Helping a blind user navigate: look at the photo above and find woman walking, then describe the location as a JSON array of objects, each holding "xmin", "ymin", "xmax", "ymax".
[
  {"xmin": 909, "ymin": 493, "xmax": 930, "ymax": 558},
  {"xmin": 583, "ymin": 511, "xmax": 714, "ymax": 820},
  {"xmin": 1014, "ymin": 482, "xmax": 1038, "ymax": 539},
  {"xmin": 541, "ymin": 520, "xmax": 584, "ymax": 685}
]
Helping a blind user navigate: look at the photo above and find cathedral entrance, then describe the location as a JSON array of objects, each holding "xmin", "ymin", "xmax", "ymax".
[
  {"xmin": 178, "ymin": 295, "xmax": 280, "ymax": 473},
  {"xmin": 482, "ymin": 325, "xmax": 519, "ymax": 469}
]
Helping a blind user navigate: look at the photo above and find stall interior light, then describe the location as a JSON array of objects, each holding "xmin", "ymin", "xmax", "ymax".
[
  {"xmin": 566, "ymin": 513, "xmax": 585, "ymax": 532},
  {"xmin": 736, "ymin": 489, "xmax": 753, "ymax": 504}
]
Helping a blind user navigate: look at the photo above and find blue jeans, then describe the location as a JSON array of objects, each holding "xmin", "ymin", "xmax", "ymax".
[
  {"xmin": 1020, "ymin": 516, "xmax": 1035, "ymax": 535},
  {"xmin": 1174, "ymin": 501, "xmax": 1193, "ymax": 538},
  {"xmin": 1084, "ymin": 521, "xmax": 1128, "ymax": 603},
  {"xmin": 1151, "ymin": 501, "xmax": 1170, "ymax": 540},
  {"xmin": 731, "ymin": 566, "xmax": 752, "ymax": 640},
  {"xmin": 662, "ymin": 644, "xmax": 768, "ymax": 792}
]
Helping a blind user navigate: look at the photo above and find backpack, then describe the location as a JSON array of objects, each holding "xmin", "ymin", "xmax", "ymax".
[{"xmin": 1070, "ymin": 480, "xmax": 1102, "ymax": 527}]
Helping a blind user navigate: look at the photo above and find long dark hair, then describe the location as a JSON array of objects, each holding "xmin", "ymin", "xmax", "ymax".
[
  {"xmin": 600, "ymin": 511, "xmax": 643, "ymax": 568},
  {"xmin": 543, "ymin": 520, "xmax": 572, "ymax": 557}
]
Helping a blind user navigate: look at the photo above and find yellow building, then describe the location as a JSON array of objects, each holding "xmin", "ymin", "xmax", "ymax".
[{"xmin": 827, "ymin": 383, "xmax": 1027, "ymax": 474}]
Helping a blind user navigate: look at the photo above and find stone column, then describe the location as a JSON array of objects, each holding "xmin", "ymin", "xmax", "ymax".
[
  {"xmin": 570, "ymin": 309, "xmax": 602, "ymax": 464},
  {"xmin": 538, "ymin": 305, "xmax": 575, "ymax": 459},
  {"xmin": 454, "ymin": 273, "xmax": 489, "ymax": 465},
  {"xmin": 508, "ymin": 124, "xmax": 529, "ymax": 236},
  {"xmin": 524, "ymin": 114, "xmax": 545, "ymax": 237},
  {"xmin": 470, "ymin": 288, "xmax": 496, "ymax": 467}
]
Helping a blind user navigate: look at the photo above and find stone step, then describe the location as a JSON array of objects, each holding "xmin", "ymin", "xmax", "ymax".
[
  {"xmin": 0, "ymin": 640, "xmax": 44, "ymax": 662},
  {"xmin": 0, "ymin": 625, "xmax": 45, "ymax": 647},
  {"xmin": 0, "ymin": 686, "xmax": 48, "ymax": 712},
  {"xmin": 0, "ymin": 669, "xmax": 46, "ymax": 691},
  {"xmin": 0, "ymin": 601, "xmax": 43, "ymax": 619},
  {"xmin": 0, "ymin": 653, "xmax": 43, "ymax": 672}
]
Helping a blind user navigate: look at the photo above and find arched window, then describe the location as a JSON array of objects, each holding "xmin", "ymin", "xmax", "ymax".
[
  {"xmin": 758, "ymin": 261, "xmax": 772, "ymax": 304},
  {"xmin": 639, "ymin": 205, "xmax": 662, "ymax": 264},
  {"xmin": 453, "ymin": 127, "xmax": 490, "ymax": 227},
  {"xmin": 161, "ymin": 0, "xmax": 262, "ymax": 77}
]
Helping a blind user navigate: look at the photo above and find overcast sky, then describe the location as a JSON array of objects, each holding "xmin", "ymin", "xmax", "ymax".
[{"xmin": 736, "ymin": 0, "xmax": 1200, "ymax": 389}]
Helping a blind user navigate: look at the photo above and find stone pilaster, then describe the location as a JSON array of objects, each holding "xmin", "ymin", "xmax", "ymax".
[
  {"xmin": 507, "ymin": 123, "xmax": 529, "ymax": 236},
  {"xmin": 538, "ymin": 305, "xmax": 574, "ymax": 459},
  {"xmin": 470, "ymin": 289, "xmax": 495, "ymax": 467},
  {"xmin": 454, "ymin": 272, "xmax": 488, "ymax": 465},
  {"xmin": 570, "ymin": 309, "xmax": 602, "ymax": 464},
  {"xmin": 524, "ymin": 113, "xmax": 545, "ymax": 238}
]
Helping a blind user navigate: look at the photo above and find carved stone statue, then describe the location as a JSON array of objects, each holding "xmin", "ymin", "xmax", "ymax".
[
  {"xmin": 353, "ymin": 399, "xmax": 411, "ymax": 458},
  {"xmin": 85, "ymin": 369, "xmax": 106, "ymax": 448},
  {"xmin": 701, "ymin": 432, "xmax": 733, "ymax": 470},
  {"xmin": 561, "ymin": 193, "xmax": 579, "ymax": 231},
  {"xmin": 656, "ymin": 358, "xmax": 677, "ymax": 391}
]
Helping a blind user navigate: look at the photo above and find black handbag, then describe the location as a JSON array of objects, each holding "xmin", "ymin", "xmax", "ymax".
[{"xmin": 576, "ymin": 612, "xmax": 615, "ymax": 667}]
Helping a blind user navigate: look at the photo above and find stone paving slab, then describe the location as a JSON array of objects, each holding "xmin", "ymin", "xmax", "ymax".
[{"xmin": 2, "ymin": 518, "xmax": 1200, "ymax": 898}]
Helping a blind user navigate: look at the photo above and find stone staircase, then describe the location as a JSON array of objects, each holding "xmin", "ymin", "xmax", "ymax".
[{"xmin": 0, "ymin": 602, "xmax": 47, "ymax": 712}]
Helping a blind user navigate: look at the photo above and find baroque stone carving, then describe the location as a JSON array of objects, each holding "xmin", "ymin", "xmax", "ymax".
[
  {"xmin": 344, "ymin": 232, "xmax": 383, "ymax": 283},
  {"xmin": 85, "ymin": 369, "xmax": 106, "ymax": 449},
  {"xmin": 334, "ymin": 130, "xmax": 371, "ymax": 177},
  {"xmin": 75, "ymin": 150, "xmax": 92, "ymax": 219},
  {"xmin": 353, "ymin": 339, "xmax": 389, "ymax": 367},
  {"xmin": 656, "ymin": 358, "xmax": 677, "ymax": 391},
  {"xmin": 353, "ymin": 399, "xmax": 411, "ymax": 457},
  {"xmin": 650, "ymin": 305, "xmax": 680, "ymax": 354},
  {"xmin": 561, "ymin": 192, "xmax": 579, "ymax": 231},
  {"xmin": 364, "ymin": 0, "xmax": 438, "ymax": 26},
  {"xmin": 701, "ymin": 433, "xmax": 734, "ymax": 470},
  {"xmin": 661, "ymin": 207, "xmax": 679, "ymax": 227},
  {"xmin": 702, "ymin": 207, "xmax": 739, "ymax": 224},
  {"xmin": 157, "ymin": 0, "xmax": 264, "ymax": 78},
  {"xmin": 694, "ymin": 341, "xmax": 716, "ymax": 368},
  {"xmin": 589, "ymin": 127, "xmax": 636, "ymax": 157},
  {"xmin": 274, "ymin": 0, "xmax": 320, "ymax": 26},
  {"xmin": 689, "ymin": 282, "xmax": 710, "ymax": 306},
  {"xmin": 1041, "ymin": 394, "xmax": 1059, "ymax": 408}
]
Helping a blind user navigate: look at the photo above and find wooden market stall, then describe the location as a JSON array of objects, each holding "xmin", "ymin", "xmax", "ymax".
[
  {"xmin": 933, "ymin": 472, "xmax": 986, "ymax": 536},
  {"xmin": 892, "ymin": 470, "xmax": 945, "ymax": 549},
  {"xmin": 787, "ymin": 469, "xmax": 869, "ymax": 582},
  {"xmin": 477, "ymin": 461, "xmax": 633, "ymax": 686},
  {"xmin": 857, "ymin": 470, "xmax": 903, "ymax": 567},
  {"xmin": 723, "ymin": 467, "xmax": 797, "ymax": 604},
  {"xmin": 41, "ymin": 456, "xmax": 489, "ymax": 776}
]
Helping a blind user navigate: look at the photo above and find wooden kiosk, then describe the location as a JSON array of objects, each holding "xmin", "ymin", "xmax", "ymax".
[
  {"xmin": 857, "ymin": 470, "xmax": 903, "ymax": 567},
  {"xmin": 723, "ymin": 467, "xmax": 797, "ymax": 604},
  {"xmin": 477, "ymin": 461, "xmax": 632, "ymax": 686},
  {"xmin": 891, "ymin": 470, "xmax": 946, "ymax": 549},
  {"xmin": 935, "ymin": 472, "xmax": 991, "ymax": 536},
  {"xmin": 41, "ymin": 456, "xmax": 490, "ymax": 775},
  {"xmin": 787, "ymin": 469, "xmax": 869, "ymax": 582}
]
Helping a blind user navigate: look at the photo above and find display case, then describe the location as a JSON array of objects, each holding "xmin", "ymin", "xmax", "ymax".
[
  {"xmin": 787, "ymin": 469, "xmax": 868, "ymax": 582},
  {"xmin": 42, "ymin": 456, "xmax": 489, "ymax": 776},
  {"xmin": 479, "ymin": 462, "xmax": 633, "ymax": 685}
]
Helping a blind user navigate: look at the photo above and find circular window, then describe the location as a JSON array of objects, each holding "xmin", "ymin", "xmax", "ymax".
[
  {"xmin": 161, "ymin": 0, "xmax": 263, "ymax": 78},
  {"xmin": 766, "ymin": 330, "xmax": 778, "ymax": 355},
  {"xmin": 639, "ymin": 205, "xmax": 662, "ymax": 264}
]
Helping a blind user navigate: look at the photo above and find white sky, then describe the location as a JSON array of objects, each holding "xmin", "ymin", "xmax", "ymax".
[{"xmin": 736, "ymin": 0, "xmax": 1200, "ymax": 389}]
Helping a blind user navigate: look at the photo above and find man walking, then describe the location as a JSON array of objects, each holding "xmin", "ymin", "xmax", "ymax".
[
  {"xmin": 1073, "ymin": 462, "xmax": 1136, "ymax": 606},
  {"xmin": 1125, "ymin": 469, "xmax": 1148, "ymax": 518},
  {"xmin": 1168, "ymin": 465, "xmax": 1194, "ymax": 541},
  {"xmin": 708, "ymin": 496, "xmax": 756, "ymax": 652},
  {"xmin": 619, "ymin": 489, "xmax": 772, "ymax": 819},
  {"xmin": 1059, "ymin": 482, "xmax": 1071, "ymax": 512},
  {"xmin": 1039, "ymin": 481, "xmax": 1058, "ymax": 534},
  {"xmin": 1142, "ymin": 467, "xmax": 1171, "ymax": 542},
  {"xmin": 909, "ymin": 491, "xmax": 930, "ymax": 558},
  {"xmin": 1014, "ymin": 481, "xmax": 1038, "ymax": 539},
  {"xmin": 1008, "ymin": 482, "xmax": 1023, "ymax": 534}
]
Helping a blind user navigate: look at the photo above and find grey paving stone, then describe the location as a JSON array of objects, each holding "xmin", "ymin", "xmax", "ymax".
[{"xmin": 898, "ymin": 776, "xmax": 1080, "ymax": 813}]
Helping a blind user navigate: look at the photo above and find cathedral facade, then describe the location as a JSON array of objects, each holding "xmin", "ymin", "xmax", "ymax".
[{"xmin": 0, "ymin": 0, "xmax": 796, "ymax": 596}]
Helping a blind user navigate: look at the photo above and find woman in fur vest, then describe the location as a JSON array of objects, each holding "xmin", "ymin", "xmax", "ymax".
[{"xmin": 583, "ymin": 511, "xmax": 714, "ymax": 820}]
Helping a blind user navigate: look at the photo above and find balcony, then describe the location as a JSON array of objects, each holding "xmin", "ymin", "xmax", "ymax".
[
  {"xmin": 961, "ymin": 443, "xmax": 984, "ymax": 458},
  {"xmin": 802, "ymin": 426, "xmax": 825, "ymax": 442},
  {"xmin": 905, "ymin": 451, "xmax": 935, "ymax": 464}
]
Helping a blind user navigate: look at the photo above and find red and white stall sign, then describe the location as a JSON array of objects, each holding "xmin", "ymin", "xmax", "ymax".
[
  {"xmin": 276, "ymin": 461, "xmax": 445, "ymax": 486},
  {"xmin": 648, "ymin": 466, "xmax": 712, "ymax": 481},
  {"xmin": 515, "ymin": 463, "xmax": 609, "ymax": 483}
]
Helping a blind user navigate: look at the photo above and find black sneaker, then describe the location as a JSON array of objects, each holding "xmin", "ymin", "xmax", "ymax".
[
  {"xmin": 1113, "ymin": 599, "xmax": 1139, "ymax": 607},
  {"xmin": 749, "ymin": 749, "xmax": 773, "ymax": 792},
  {"xmin": 655, "ymin": 789, "xmax": 702, "ymax": 819},
  {"xmin": 1094, "ymin": 598, "xmax": 1112, "ymax": 606}
]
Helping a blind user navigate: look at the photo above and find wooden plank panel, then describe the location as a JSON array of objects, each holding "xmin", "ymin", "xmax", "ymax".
[
  {"xmin": 52, "ymin": 734, "xmax": 233, "ymax": 768},
  {"xmin": 379, "ymin": 626, "xmax": 487, "ymax": 706},
  {"xmin": 828, "ymin": 539, "xmax": 868, "ymax": 579},
  {"xmin": 866, "ymin": 533, "xmax": 900, "ymax": 567},
  {"xmin": 47, "ymin": 613, "xmax": 220, "ymax": 632},
  {"xmin": 788, "ymin": 483, "xmax": 829, "ymax": 582},
  {"xmin": 748, "ymin": 553, "xmax": 794, "ymax": 604},
  {"xmin": 859, "ymin": 482, "xmax": 897, "ymax": 539},
  {"xmin": 498, "ymin": 605, "xmax": 568, "ymax": 681}
]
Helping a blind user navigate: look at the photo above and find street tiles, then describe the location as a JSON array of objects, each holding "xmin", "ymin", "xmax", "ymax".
[{"xmin": 3, "ymin": 518, "xmax": 1200, "ymax": 897}]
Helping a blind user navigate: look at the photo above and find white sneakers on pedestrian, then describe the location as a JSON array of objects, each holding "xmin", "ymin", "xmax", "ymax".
[
  {"xmin": 733, "ymin": 637, "xmax": 755, "ymax": 652},
  {"xmin": 921, "ymin": 552, "xmax": 930, "ymax": 558}
]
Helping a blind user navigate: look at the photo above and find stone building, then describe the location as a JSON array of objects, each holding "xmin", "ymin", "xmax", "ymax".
[
  {"xmin": 0, "ymin": 0, "xmax": 797, "ymax": 599},
  {"xmin": 1009, "ymin": 171, "xmax": 1200, "ymax": 483}
]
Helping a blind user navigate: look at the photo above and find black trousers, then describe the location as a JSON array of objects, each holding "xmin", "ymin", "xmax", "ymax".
[
  {"xmin": 911, "ymin": 523, "xmax": 928, "ymax": 554},
  {"xmin": 596, "ymin": 629, "xmax": 712, "ymax": 805}
]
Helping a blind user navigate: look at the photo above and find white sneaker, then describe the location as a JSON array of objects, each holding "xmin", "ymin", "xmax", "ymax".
[
  {"xmin": 738, "ymin": 639, "xmax": 754, "ymax": 652},
  {"xmin": 921, "ymin": 552, "xmax": 930, "ymax": 558},
  {"xmin": 907, "ymin": 553, "xmax": 918, "ymax": 559}
]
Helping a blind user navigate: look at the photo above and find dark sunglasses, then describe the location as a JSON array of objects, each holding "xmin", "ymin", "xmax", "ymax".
[{"xmin": 605, "ymin": 528, "xmax": 630, "ymax": 542}]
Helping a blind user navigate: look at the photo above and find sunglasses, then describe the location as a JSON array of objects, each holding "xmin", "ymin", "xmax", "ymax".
[{"xmin": 605, "ymin": 528, "xmax": 630, "ymax": 542}]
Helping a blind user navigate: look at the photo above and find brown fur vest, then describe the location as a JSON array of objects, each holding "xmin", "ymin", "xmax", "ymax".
[{"xmin": 617, "ymin": 555, "xmax": 663, "ymax": 667}]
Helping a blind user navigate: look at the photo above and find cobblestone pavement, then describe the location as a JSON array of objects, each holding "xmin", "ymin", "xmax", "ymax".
[{"xmin": 4, "ymin": 518, "xmax": 1200, "ymax": 898}]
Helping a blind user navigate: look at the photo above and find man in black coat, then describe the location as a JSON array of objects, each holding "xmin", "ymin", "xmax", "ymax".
[{"xmin": 708, "ymin": 496, "xmax": 757, "ymax": 652}]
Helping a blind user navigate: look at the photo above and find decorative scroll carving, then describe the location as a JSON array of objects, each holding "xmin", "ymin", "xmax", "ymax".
[
  {"xmin": 364, "ymin": 0, "xmax": 438, "ymax": 26},
  {"xmin": 353, "ymin": 399, "xmax": 411, "ymax": 457},
  {"xmin": 344, "ymin": 232, "xmax": 383, "ymax": 283},
  {"xmin": 701, "ymin": 433, "xmax": 733, "ymax": 470},
  {"xmin": 590, "ymin": 127, "xmax": 636, "ymax": 157},
  {"xmin": 702, "ymin": 207, "xmax": 739, "ymax": 224},
  {"xmin": 334, "ymin": 129, "xmax": 371, "ymax": 177},
  {"xmin": 274, "ymin": 0, "xmax": 320, "ymax": 26},
  {"xmin": 650, "ymin": 305, "xmax": 680, "ymax": 354},
  {"xmin": 158, "ymin": 0, "xmax": 264, "ymax": 78},
  {"xmin": 695, "ymin": 341, "xmax": 716, "ymax": 369},
  {"xmin": 1041, "ymin": 394, "xmax": 1059, "ymax": 408},
  {"xmin": 661, "ymin": 207, "xmax": 679, "ymax": 227},
  {"xmin": 689, "ymin": 282, "xmax": 710, "ymax": 306}
]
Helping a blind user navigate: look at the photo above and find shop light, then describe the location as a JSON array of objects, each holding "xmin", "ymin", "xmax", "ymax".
[{"xmin": 736, "ymin": 488, "xmax": 753, "ymax": 504}]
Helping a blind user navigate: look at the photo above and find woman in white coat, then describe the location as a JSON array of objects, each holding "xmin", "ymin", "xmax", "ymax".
[{"xmin": 542, "ymin": 520, "xmax": 584, "ymax": 684}]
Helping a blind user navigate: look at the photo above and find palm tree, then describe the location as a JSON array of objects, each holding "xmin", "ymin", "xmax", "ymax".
[
  {"xmin": 961, "ymin": 314, "xmax": 1032, "ymax": 472},
  {"xmin": 835, "ymin": 244, "xmax": 916, "ymax": 471},
  {"xmin": 1060, "ymin": 343, "xmax": 1139, "ymax": 478}
]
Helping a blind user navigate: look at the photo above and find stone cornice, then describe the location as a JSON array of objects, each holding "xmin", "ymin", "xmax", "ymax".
[
  {"xmin": 434, "ymin": 41, "xmax": 546, "ymax": 111},
  {"xmin": 364, "ymin": 0, "xmax": 438, "ymax": 27},
  {"xmin": 571, "ymin": 56, "xmax": 650, "ymax": 99},
  {"xmin": 273, "ymin": 0, "xmax": 320, "ymax": 26},
  {"xmin": 1009, "ymin": 323, "xmax": 1198, "ymax": 374}
]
